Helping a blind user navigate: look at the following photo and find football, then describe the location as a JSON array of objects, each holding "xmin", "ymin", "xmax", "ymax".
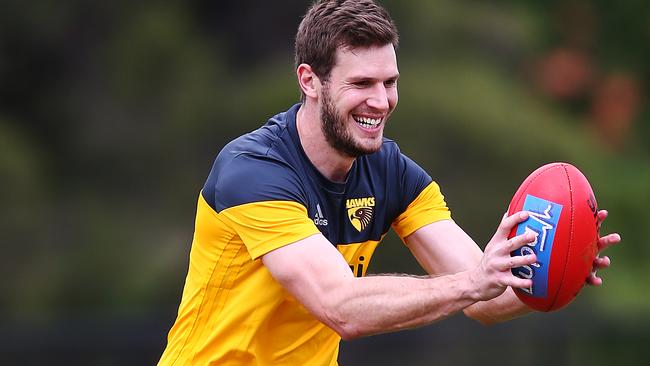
[{"xmin": 507, "ymin": 162, "xmax": 599, "ymax": 311}]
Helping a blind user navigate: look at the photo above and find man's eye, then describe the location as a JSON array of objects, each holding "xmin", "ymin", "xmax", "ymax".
[
  {"xmin": 384, "ymin": 79, "xmax": 397, "ymax": 87},
  {"xmin": 354, "ymin": 81, "xmax": 371, "ymax": 87}
]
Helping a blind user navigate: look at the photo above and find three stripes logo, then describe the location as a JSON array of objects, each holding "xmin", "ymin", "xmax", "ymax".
[
  {"xmin": 346, "ymin": 197, "xmax": 375, "ymax": 232},
  {"xmin": 313, "ymin": 204, "xmax": 328, "ymax": 227}
]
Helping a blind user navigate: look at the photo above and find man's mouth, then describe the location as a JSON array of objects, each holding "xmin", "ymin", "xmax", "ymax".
[{"xmin": 353, "ymin": 115, "xmax": 383, "ymax": 129}]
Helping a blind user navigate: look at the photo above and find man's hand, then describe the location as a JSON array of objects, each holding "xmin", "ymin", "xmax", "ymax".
[
  {"xmin": 470, "ymin": 212, "xmax": 538, "ymax": 301},
  {"xmin": 587, "ymin": 209, "xmax": 621, "ymax": 286}
]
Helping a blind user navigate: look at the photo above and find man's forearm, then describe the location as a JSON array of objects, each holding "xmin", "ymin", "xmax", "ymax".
[{"xmin": 328, "ymin": 271, "xmax": 480, "ymax": 339}]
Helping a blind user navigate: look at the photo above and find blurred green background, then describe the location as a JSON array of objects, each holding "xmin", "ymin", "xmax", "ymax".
[{"xmin": 1, "ymin": 0, "xmax": 648, "ymax": 365}]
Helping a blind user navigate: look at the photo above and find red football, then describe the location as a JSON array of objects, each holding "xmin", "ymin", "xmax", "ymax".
[{"xmin": 507, "ymin": 162, "xmax": 599, "ymax": 311}]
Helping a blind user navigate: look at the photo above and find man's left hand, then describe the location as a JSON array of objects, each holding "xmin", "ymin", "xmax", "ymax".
[{"xmin": 587, "ymin": 209, "xmax": 621, "ymax": 286}]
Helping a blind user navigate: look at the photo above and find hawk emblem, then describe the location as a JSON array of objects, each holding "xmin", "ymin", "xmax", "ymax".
[{"xmin": 347, "ymin": 206, "xmax": 373, "ymax": 232}]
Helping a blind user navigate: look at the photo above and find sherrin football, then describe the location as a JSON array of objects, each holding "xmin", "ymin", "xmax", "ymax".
[{"xmin": 507, "ymin": 162, "xmax": 599, "ymax": 312}]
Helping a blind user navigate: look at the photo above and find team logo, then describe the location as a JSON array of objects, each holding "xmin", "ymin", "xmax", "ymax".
[
  {"xmin": 346, "ymin": 197, "xmax": 375, "ymax": 232},
  {"xmin": 511, "ymin": 194, "xmax": 563, "ymax": 297}
]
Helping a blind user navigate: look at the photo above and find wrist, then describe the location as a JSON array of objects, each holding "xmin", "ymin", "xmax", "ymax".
[{"xmin": 452, "ymin": 270, "xmax": 483, "ymax": 303}]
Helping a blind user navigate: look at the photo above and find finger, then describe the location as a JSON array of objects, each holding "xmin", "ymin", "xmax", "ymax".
[
  {"xmin": 593, "ymin": 256, "xmax": 611, "ymax": 270},
  {"xmin": 503, "ymin": 231, "xmax": 537, "ymax": 254},
  {"xmin": 495, "ymin": 211, "xmax": 530, "ymax": 239},
  {"xmin": 586, "ymin": 272, "xmax": 603, "ymax": 286},
  {"xmin": 598, "ymin": 233, "xmax": 621, "ymax": 251},
  {"xmin": 596, "ymin": 210, "xmax": 608, "ymax": 230},
  {"xmin": 502, "ymin": 254, "xmax": 537, "ymax": 270},
  {"xmin": 507, "ymin": 277, "xmax": 533, "ymax": 290}
]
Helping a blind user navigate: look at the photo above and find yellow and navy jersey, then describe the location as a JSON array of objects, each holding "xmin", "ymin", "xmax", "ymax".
[{"xmin": 158, "ymin": 103, "xmax": 452, "ymax": 366}]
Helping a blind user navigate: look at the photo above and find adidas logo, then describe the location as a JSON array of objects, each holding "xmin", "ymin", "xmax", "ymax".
[{"xmin": 313, "ymin": 204, "xmax": 328, "ymax": 227}]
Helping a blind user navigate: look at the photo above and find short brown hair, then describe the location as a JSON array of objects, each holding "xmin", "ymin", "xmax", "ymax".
[{"xmin": 295, "ymin": 0, "xmax": 398, "ymax": 94}]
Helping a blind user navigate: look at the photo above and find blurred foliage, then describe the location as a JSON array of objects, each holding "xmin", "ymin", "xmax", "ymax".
[{"xmin": 1, "ymin": 0, "xmax": 648, "ymax": 364}]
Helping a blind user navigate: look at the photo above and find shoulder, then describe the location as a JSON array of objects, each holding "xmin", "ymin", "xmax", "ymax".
[
  {"xmin": 376, "ymin": 137, "xmax": 401, "ymax": 158},
  {"xmin": 366, "ymin": 138, "xmax": 431, "ymax": 182},
  {"xmin": 365, "ymin": 137, "xmax": 438, "ymax": 211},
  {"xmin": 203, "ymin": 106, "xmax": 307, "ymax": 211},
  {"xmin": 217, "ymin": 154, "xmax": 304, "ymax": 208}
]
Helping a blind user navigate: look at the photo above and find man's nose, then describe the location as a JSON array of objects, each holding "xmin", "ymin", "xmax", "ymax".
[{"xmin": 366, "ymin": 83, "xmax": 390, "ymax": 112}]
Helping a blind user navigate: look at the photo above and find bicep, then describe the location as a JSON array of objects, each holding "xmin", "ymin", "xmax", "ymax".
[
  {"xmin": 262, "ymin": 234, "xmax": 354, "ymax": 322},
  {"xmin": 404, "ymin": 219, "xmax": 483, "ymax": 275}
]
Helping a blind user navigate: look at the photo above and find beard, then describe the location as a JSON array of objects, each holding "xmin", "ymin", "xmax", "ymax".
[{"xmin": 320, "ymin": 85, "xmax": 384, "ymax": 158}]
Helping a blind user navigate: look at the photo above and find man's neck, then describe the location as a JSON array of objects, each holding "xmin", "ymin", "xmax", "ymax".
[{"xmin": 296, "ymin": 103, "xmax": 355, "ymax": 183}]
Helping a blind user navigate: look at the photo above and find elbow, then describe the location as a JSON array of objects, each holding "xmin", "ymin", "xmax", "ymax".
[
  {"xmin": 322, "ymin": 307, "xmax": 362, "ymax": 340},
  {"xmin": 307, "ymin": 280, "xmax": 373, "ymax": 340},
  {"xmin": 463, "ymin": 307, "xmax": 498, "ymax": 327},
  {"xmin": 318, "ymin": 301, "xmax": 365, "ymax": 340},
  {"xmin": 474, "ymin": 316, "xmax": 498, "ymax": 327},
  {"xmin": 334, "ymin": 326, "xmax": 361, "ymax": 341}
]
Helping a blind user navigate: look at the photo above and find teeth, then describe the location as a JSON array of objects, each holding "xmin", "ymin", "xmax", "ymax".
[{"xmin": 354, "ymin": 116, "xmax": 382, "ymax": 128}]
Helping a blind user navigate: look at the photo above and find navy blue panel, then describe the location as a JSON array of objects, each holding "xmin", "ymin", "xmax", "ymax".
[
  {"xmin": 208, "ymin": 154, "xmax": 307, "ymax": 212},
  {"xmin": 201, "ymin": 103, "xmax": 442, "ymax": 245},
  {"xmin": 396, "ymin": 152, "xmax": 433, "ymax": 211}
]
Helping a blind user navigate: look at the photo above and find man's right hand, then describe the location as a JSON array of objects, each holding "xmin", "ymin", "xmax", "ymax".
[{"xmin": 469, "ymin": 211, "xmax": 538, "ymax": 301}]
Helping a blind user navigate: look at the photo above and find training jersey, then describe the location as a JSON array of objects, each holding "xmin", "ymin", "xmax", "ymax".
[{"xmin": 158, "ymin": 103, "xmax": 452, "ymax": 366}]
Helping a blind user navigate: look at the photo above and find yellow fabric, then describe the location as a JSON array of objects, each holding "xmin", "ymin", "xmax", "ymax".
[
  {"xmin": 336, "ymin": 240, "xmax": 381, "ymax": 277},
  {"xmin": 160, "ymin": 181, "xmax": 449, "ymax": 365},
  {"xmin": 392, "ymin": 181, "xmax": 452, "ymax": 240},
  {"xmin": 219, "ymin": 200, "xmax": 322, "ymax": 260},
  {"xmin": 158, "ymin": 194, "xmax": 336, "ymax": 366}
]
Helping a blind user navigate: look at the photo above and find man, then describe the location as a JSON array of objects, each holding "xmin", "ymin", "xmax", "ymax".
[{"xmin": 158, "ymin": 1, "xmax": 620, "ymax": 365}]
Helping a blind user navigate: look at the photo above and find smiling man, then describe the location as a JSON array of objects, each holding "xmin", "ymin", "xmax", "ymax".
[{"xmin": 157, "ymin": 1, "xmax": 619, "ymax": 365}]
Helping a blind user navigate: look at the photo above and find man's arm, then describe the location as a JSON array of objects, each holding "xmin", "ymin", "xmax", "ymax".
[
  {"xmin": 405, "ymin": 210, "xmax": 621, "ymax": 325},
  {"xmin": 262, "ymin": 212, "xmax": 536, "ymax": 339},
  {"xmin": 404, "ymin": 218, "xmax": 530, "ymax": 325}
]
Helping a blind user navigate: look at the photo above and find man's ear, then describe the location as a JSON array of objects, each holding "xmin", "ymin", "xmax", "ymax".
[{"xmin": 297, "ymin": 63, "xmax": 321, "ymax": 99}]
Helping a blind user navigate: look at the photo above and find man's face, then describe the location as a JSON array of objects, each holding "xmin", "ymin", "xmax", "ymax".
[{"xmin": 319, "ymin": 44, "xmax": 399, "ymax": 157}]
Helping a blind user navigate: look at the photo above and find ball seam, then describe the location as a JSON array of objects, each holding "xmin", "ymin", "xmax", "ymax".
[
  {"xmin": 510, "ymin": 164, "xmax": 562, "ymax": 214},
  {"xmin": 547, "ymin": 163, "xmax": 574, "ymax": 311}
]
